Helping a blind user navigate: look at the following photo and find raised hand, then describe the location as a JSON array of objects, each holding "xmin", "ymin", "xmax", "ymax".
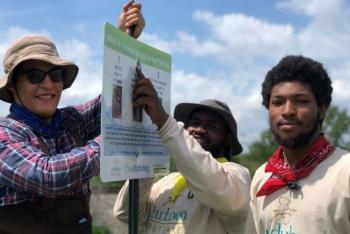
[
  {"xmin": 118, "ymin": 1, "xmax": 145, "ymax": 38},
  {"xmin": 132, "ymin": 68, "xmax": 168, "ymax": 128}
]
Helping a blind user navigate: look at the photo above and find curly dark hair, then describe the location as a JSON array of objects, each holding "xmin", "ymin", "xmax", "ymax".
[{"xmin": 261, "ymin": 55, "xmax": 333, "ymax": 108}]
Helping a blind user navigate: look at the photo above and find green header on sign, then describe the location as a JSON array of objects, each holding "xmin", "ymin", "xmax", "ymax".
[{"xmin": 104, "ymin": 22, "xmax": 171, "ymax": 73}]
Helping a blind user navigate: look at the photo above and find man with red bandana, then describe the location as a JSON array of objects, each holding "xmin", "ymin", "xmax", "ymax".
[{"xmin": 250, "ymin": 55, "xmax": 350, "ymax": 233}]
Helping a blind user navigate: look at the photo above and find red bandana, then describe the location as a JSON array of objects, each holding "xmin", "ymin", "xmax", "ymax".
[{"xmin": 256, "ymin": 135, "xmax": 333, "ymax": 197}]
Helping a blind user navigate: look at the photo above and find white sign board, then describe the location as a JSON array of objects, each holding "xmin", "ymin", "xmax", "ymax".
[{"xmin": 100, "ymin": 23, "xmax": 171, "ymax": 182}]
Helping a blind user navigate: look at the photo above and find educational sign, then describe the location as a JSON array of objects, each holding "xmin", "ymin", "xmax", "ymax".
[{"xmin": 101, "ymin": 23, "xmax": 171, "ymax": 182}]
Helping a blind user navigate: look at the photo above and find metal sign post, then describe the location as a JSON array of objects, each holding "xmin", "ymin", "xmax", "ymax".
[
  {"xmin": 128, "ymin": 10, "xmax": 139, "ymax": 234},
  {"xmin": 128, "ymin": 179, "xmax": 139, "ymax": 234}
]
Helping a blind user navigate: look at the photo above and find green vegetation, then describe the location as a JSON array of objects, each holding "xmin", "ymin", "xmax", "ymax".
[
  {"xmin": 234, "ymin": 129, "xmax": 277, "ymax": 176},
  {"xmin": 92, "ymin": 225, "xmax": 110, "ymax": 234},
  {"xmin": 323, "ymin": 106, "xmax": 350, "ymax": 149}
]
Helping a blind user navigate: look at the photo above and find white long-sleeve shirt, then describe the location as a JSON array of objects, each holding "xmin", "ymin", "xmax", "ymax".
[
  {"xmin": 114, "ymin": 116, "xmax": 251, "ymax": 234},
  {"xmin": 250, "ymin": 147, "xmax": 350, "ymax": 234}
]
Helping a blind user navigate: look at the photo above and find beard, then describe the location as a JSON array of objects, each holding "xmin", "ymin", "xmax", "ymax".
[
  {"xmin": 203, "ymin": 142, "xmax": 226, "ymax": 158},
  {"xmin": 271, "ymin": 113, "xmax": 321, "ymax": 148},
  {"xmin": 190, "ymin": 131, "xmax": 228, "ymax": 158}
]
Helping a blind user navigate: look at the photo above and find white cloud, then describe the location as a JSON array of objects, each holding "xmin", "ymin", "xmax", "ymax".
[
  {"xmin": 140, "ymin": 0, "xmax": 350, "ymax": 148},
  {"xmin": 171, "ymin": 69, "xmax": 268, "ymax": 151},
  {"xmin": 74, "ymin": 23, "xmax": 88, "ymax": 33},
  {"xmin": 140, "ymin": 0, "xmax": 350, "ymax": 67},
  {"xmin": 193, "ymin": 11, "xmax": 296, "ymax": 55},
  {"xmin": 333, "ymin": 79, "xmax": 350, "ymax": 100},
  {"xmin": 140, "ymin": 33, "xmax": 173, "ymax": 54},
  {"xmin": 276, "ymin": 0, "xmax": 344, "ymax": 17},
  {"xmin": 142, "ymin": 11, "xmax": 298, "ymax": 62},
  {"xmin": 57, "ymin": 39, "xmax": 102, "ymax": 106},
  {"xmin": 0, "ymin": 27, "xmax": 50, "ymax": 65},
  {"xmin": 330, "ymin": 61, "xmax": 350, "ymax": 108}
]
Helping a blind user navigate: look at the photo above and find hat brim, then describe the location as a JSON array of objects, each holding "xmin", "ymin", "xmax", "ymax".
[
  {"xmin": 174, "ymin": 102, "xmax": 243, "ymax": 156},
  {"xmin": 0, "ymin": 54, "xmax": 78, "ymax": 103}
]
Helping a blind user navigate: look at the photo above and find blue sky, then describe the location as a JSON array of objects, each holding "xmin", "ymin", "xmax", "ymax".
[{"xmin": 1, "ymin": 0, "xmax": 350, "ymax": 151}]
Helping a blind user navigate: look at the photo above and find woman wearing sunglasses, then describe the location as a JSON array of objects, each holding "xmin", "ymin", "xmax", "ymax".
[{"xmin": 0, "ymin": 2, "xmax": 144, "ymax": 233}]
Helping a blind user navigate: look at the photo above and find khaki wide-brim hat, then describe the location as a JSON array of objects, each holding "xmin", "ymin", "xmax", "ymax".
[
  {"xmin": 174, "ymin": 99, "xmax": 243, "ymax": 156},
  {"xmin": 0, "ymin": 35, "xmax": 79, "ymax": 103}
]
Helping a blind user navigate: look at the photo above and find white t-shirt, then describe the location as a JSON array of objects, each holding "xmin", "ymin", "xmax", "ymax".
[{"xmin": 250, "ymin": 147, "xmax": 350, "ymax": 234}]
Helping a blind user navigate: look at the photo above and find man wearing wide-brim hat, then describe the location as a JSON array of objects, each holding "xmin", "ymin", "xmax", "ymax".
[
  {"xmin": 0, "ymin": 2, "xmax": 144, "ymax": 233},
  {"xmin": 114, "ymin": 72, "xmax": 251, "ymax": 234}
]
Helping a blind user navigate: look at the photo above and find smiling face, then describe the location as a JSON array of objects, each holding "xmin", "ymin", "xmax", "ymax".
[
  {"xmin": 9, "ymin": 60, "xmax": 64, "ymax": 123},
  {"xmin": 269, "ymin": 81, "xmax": 327, "ymax": 148},
  {"xmin": 186, "ymin": 109, "xmax": 229, "ymax": 157}
]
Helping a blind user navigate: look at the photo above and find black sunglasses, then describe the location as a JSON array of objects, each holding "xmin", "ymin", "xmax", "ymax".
[{"xmin": 19, "ymin": 67, "xmax": 66, "ymax": 84}]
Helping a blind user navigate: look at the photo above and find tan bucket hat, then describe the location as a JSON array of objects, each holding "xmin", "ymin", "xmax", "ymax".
[
  {"xmin": 0, "ymin": 35, "xmax": 79, "ymax": 103},
  {"xmin": 174, "ymin": 99, "xmax": 243, "ymax": 156}
]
